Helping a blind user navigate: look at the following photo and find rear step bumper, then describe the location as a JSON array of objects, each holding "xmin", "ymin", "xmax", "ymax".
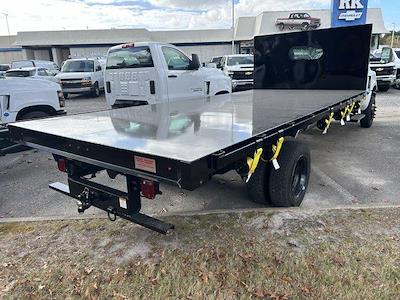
[{"xmin": 49, "ymin": 179, "xmax": 175, "ymax": 235}]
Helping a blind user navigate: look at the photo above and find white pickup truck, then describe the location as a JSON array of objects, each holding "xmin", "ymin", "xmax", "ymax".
[
  {"xmin": 220, "ymin": 54, "xmax": 254, "ymax": 91},
  {"xmin": 0, "ymin": 78, "xmax": 65, "ymax": 154},
  {"xmin": 104, "ymin": 42, "xmax": 231, "ymax": 108}
]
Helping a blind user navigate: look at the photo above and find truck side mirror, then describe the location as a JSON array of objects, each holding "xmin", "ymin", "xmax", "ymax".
[{"xmin": 189, "ymin": 54, "xmax": 201, "ymax": 70}]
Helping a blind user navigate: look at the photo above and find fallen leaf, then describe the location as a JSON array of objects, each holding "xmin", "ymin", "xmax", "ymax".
[
  {"xmin": 199, "ymin": 273, "xmax": 208, "ymax": 284},
  {"xmin": 1, "ymin": 280, "xmax": 17, "ymax": 293},
  {"xmin": 331, "ymin": 255, "xmax": 345, "ymax": 267},
  {"xmin": 239, "ymin": 253, "xmax": 254, "ymax": 260},
  {"xmin": 301, "ymin": 285, "xmax": 312, "ymax": 295}
]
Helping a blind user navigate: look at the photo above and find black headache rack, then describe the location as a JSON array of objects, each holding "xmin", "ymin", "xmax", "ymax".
[{"xmin": 7, "ymin": 25, "xmax": 372, "ymax": 234}]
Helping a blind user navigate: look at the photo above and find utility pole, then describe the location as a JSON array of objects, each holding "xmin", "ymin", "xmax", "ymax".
[
  {"xmin": 231, "ymin": 0, "xmax": 235, "ymax": 54},
  {"xmin": 391, "ymin": 23, "xmax": 396, "ymax": 48},
  {"xmin": 1, "ymin": 12, "xmax": 10, "ymax": 36}
]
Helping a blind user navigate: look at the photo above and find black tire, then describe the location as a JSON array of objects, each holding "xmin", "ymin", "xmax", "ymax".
[
  {"xmin": 301, "ymin": 23, "xmax": 309, "ymax": 31},
  {"xmin": 360, "ymin": 93, "xmax": 376, "ymax": 128},
  {"xmin": 19, "ymin": 111, "xmax": 49, "ymax": 121},
  {"xmin": 378, "ymin": 84, "xmax": 390, "ymax": 92},
  {"xmin": 92, "ymin": 83, "xmax": 100, "ymax": 97},
  {"xmin": 278, "ymin": 23, "xmax": 285, "ymax": 31},
  {"xmin": 215, "ymin": 91, "xmax": 230, "ymax": 95},
  {"xmin": 64, "ymin": 93, "xmax": 69, "ymax": 99},
  {"xmin": 247, "ymin": 140, "xmax": 311, "ymax": 207},
  {"xmin": 246, "ymin": 158, "xmax": 271, "ymax": 204},
  {"xmin": 269, "ymin": 141, "xmax": 311, "ymax": 207}
]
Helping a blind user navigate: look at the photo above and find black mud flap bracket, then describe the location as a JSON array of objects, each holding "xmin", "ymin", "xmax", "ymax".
[{"xmin": 49, "ymin": 176, "xmax": 174, "ymax": 235}]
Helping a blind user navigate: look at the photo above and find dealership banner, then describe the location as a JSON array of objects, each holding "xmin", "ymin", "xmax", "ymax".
[{"xmin": 331, "ymin": 0, "xmax": 368, "ymax": 27}]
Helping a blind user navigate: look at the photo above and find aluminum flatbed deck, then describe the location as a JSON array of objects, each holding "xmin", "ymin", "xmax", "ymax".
[
  {"xmin": 8, "ymin": 89, "xmax": 363, "ymax": 189},
  {"xmin": 6, "ymin": 25, "xmax": 373, "ymax": 234}
]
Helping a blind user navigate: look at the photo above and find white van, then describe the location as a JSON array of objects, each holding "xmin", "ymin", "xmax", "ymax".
[
  {"xmin": 104, "ymin": 42, "xmax": 231, "ymax": 108},
  {"xmin": 56, "ymin": 58, "xmax": 104, "ymax": 98}
]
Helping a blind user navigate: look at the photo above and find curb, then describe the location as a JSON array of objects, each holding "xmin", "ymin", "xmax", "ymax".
[{"xmin": 1, "ymin": 203, "xmax": 400, "ymax": 224}]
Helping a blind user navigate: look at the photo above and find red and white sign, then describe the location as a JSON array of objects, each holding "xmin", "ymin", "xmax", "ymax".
[{"xmin": 134, "ymin": 155, "xmax": 157, "ymax": 173}]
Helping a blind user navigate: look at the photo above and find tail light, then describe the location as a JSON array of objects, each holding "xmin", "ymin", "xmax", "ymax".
[
  {"xmin": 57, "ymin": 158, "xmax": 67, "ymax": 172},
  {"xmin": 140, "ymin": 179, "xmax": 161, "ymax": 200},
  {"xmin": 57, "ymin": 90, "xmax": 65, "ymax": 107}
]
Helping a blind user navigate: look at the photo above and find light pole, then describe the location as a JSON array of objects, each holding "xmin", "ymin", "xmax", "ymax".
[
  {"xmin": 1, "ymin": 12, "xmax": 10, "ymax": 36},
  {"xmin": 231, "ymin": 0, "xmax": 235, "ymax": 54},
  {"xmin": 391, "ymin": 23, "xmax": 396, "ymax": 48}
]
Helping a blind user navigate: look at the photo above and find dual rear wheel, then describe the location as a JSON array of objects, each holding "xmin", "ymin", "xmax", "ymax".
[{"xmin": 246, "ymin": 140, "xmax": 311, "ymax": 207}]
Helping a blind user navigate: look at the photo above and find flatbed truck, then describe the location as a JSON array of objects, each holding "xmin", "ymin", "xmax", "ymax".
[{"xmin": 8, "ymin": 25, "xmax": 375, "ymax": 234}]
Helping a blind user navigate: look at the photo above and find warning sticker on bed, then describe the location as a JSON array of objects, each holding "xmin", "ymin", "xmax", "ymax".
[{"xmin": 134, "ymin": 156, "xmax": 156, "ymax": 173}]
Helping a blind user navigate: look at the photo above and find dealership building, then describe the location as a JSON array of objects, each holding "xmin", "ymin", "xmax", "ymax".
[{"xmin": 0, "ymin": 8, "xmax": 388, "ymax": 66}]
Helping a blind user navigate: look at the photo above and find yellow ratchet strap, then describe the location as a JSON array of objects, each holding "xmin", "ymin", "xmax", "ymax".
[
  {"xmin": 246, "ymin": 148, "xmax": 263, "ymax": 183},
  {"xmin": 322, "ymin": 112, "xmax": 335, "ymax": 135},
  {"xmin": 340, "ymin": 106, "xmax": 349, "ymax": 126},
  {"xmin": 358, "ymin": 98, "xmax": 364, "ymax": 113},
  {"xmin": 346, "ymin": 102, "xmax": 357, "ymax": 121},
  {"xmin": 271, "ymin": 137, "xmax": 285, "ymax": 170}
]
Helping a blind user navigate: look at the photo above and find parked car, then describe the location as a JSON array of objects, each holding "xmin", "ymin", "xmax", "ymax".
[
  {"xmin": 11, "ymin": 60, "xmax": 60, "ymax": 76},
  {"xmin": 104, "ymin": 42, "xmax": 231, "ymax": 108},
  {"xmin": 370, "ymin": 47, "xmax": 397, "ymax": 92},
  {"xmin": 5, "ymin": 67, "xmax": 60, "ymax": 84},
  {"xmin": 56, "ymin": 58, "xmax": 105, "ymax": 98},
  {"xmin": 220, "ymin": 54, "xmax": 254, "ymax": 91},
  {"xmin": 276, "ymin": 13, "xmax": 321, "ymax": 31},
  {"xmin": 0, "ymin": 64, "xmax": 10, "ymax": 78}
]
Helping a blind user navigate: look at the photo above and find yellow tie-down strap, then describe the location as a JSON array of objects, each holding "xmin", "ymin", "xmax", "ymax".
[
  {"xmin": 340, "ymin": 105, "xmax": 349, "ymax": 125},
  {"xmin": 245, "ymin": 137, "xmax": 285, "ymax": 183},
  {"xmin": 271, "ymin": 137, "xmax": 285, "ymax": 170},
  {"xmin": 323, "ymin": 112, "xmax": 335, "ymax": 135},
  {"xmin": 246, "ymin": 148, "xmax": 263, "ymax": 183}
]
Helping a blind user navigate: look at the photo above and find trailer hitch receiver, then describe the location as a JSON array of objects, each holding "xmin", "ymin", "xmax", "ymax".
[{"xmin": 76, "ymin": 187, "xmax": 92, "ymax": 213}]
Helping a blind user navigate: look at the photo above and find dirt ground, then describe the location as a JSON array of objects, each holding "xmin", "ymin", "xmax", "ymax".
[{"xmin": 1, "ymin": 207, "xmax": 399, "ymax": 299}]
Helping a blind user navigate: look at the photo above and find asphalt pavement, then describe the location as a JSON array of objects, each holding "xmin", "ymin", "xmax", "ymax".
[{"xmin": 0, "ymin": 90, "xmax": 399, "ymax": 219}]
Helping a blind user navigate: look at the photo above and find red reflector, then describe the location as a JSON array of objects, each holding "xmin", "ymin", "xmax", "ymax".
[
  {"xmin": 57, "ymin": 159, "xmax": 67, "ymax": 172},
  {"xmin": 140, "ymin": 179, "xmax": 159, "ymax": 200}
]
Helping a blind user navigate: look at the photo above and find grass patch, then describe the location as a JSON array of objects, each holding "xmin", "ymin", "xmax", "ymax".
[{"xmin": 0, "ymin": 208, "xmax": 399, "ymax": 299}]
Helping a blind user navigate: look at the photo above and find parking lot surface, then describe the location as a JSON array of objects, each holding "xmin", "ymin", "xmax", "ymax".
[{"xmin": 0, "ymin": 90, "xmax": 399, "ymax": 219}]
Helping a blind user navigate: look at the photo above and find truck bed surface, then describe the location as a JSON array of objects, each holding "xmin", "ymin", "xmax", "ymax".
[{"xmin": 9, "ymin": 90, "xmax": 362, "ymax": 163}]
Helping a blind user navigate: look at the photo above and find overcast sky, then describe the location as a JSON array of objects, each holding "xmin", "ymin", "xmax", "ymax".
[{"xmin": 0, "ymin": 0, "xmax": 397, "ymax": 35}]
